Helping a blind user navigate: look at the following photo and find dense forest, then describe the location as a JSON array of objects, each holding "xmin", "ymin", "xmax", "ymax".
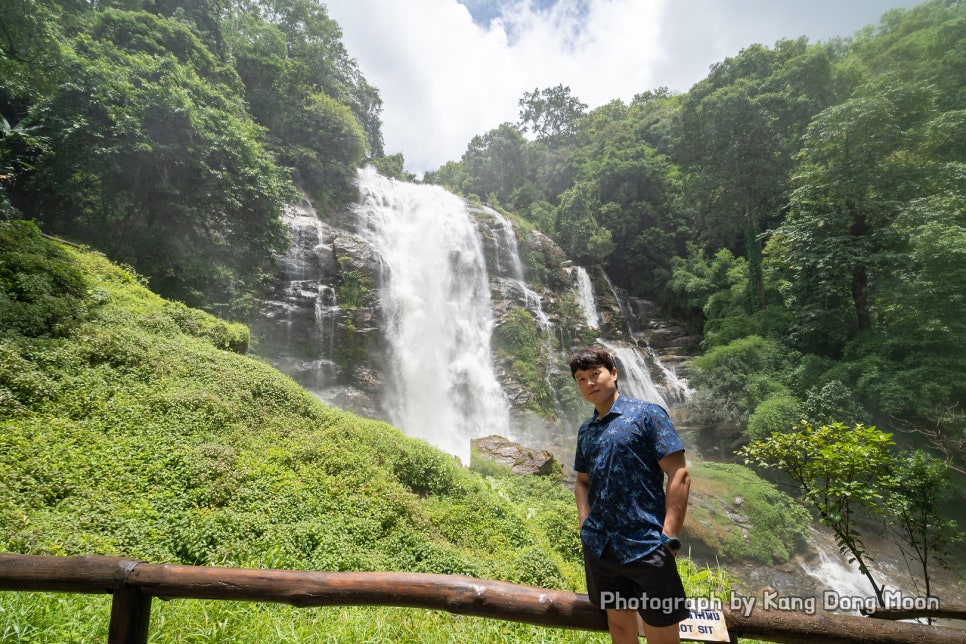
[
  {"xmin": 425, "ymin": 0, "xmax": 966, "ymax": 479},
  {"xmin": 3, "ymin": 0, "xmax": 964, "ymax": 517},
  {"xmin": 3, "ymin": 0, "xmax": 963, "ymax": 463},
  {"xmin": 1, "ymin": 0, "xmax": 394, "ymax": 319}
]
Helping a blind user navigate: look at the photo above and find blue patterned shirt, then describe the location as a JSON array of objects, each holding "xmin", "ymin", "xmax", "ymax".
[{"xmin": 574, "ymin": 394, "xmax": 684, "ymax": 564}]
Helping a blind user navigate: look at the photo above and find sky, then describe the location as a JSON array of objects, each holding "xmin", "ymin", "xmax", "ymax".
[{"xmin": 323, "ymin": 0, "xmax": 923, "ymax": 176}]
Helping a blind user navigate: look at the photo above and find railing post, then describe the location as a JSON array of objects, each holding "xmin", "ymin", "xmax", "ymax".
[
  {"xmin": 108, "ymin": 559, "xmax": 151, "ymax": 644},
  {"xmin": 108, "ymin": 585, "xmax": 152, "ymax": 644}
]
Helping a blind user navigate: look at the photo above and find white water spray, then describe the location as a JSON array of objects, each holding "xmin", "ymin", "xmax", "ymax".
[
  {"xmin": 352, "ymin": 167, "xmax": 509, "ymax": 462},
  {"xmin": 484, "ymin": 206, "xmax": 526, "ymax": 280},
  {"xmin": 570, "ymin": 266, "xmax": 600, "ymax": 329},
  {"xmin": 264, "ymin": 198, "xmax": 342, "ymax": 391},
  {"xmin": 801, "ymin": 527, "xmax": 882, "ymax": 605},
  {"xmin": 598, "ymin": 339, "xmax": 669, "ymax": 409},
  {"xmin": 484, "ymin": 207, "xmax": 550, "ymax": 328},
  {"xmin": 600, "ymin": 273, "xmax": 691, "ymax": 405}
]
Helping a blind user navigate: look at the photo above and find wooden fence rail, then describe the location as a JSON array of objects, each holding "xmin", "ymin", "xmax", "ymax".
[{"xmin": 1, "ymin": 554, "xmax": 965, "ymax": 643}]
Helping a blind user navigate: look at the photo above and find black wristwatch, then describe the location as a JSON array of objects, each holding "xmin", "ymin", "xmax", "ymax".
[{"xmin": 660, "ymin": 533, "xmax": 681, "ymax": 552}]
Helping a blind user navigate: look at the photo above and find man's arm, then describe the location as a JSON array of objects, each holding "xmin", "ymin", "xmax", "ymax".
[
  {"xmin": 574, "ymin": 472, "xmax": 591, "ymax": 529},
  {"xmin": 659, "ymin": 450, "xmax": 690, "ymax": 542}
]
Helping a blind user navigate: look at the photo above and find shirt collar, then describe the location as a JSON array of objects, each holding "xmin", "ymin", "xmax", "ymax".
[{"xmin": 593, "ymin": 392, "xmax": 626, "ymax": 421}]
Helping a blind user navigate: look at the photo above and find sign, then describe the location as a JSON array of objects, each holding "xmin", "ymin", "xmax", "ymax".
[{"xmin": 636, "ymin": 599, "xmax": 730, "ymax": 642}]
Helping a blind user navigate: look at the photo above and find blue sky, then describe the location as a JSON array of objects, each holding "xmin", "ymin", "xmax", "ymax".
[{"xmin": 324, "ymin": 0, "xmax": 922, "ymax": 175}]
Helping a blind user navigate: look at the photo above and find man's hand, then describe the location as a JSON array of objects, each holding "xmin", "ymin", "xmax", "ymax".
[{"xmin": 574, "ymin": 472, "xmax": 591, "ymax": 529}]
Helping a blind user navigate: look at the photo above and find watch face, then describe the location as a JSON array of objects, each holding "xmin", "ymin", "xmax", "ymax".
[{"xmin": 667, "ymin": 538, "xmax": 681, "ymax": 550}]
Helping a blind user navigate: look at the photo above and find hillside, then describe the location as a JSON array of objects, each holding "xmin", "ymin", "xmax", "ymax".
[{"xmin": 0, "ymin": 220, "xmax": 621, "ymax": 640}]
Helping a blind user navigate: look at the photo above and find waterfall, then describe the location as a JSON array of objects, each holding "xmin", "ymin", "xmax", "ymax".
[
  {"xmin": 259, "ymin": 170, "xmax": 691, "ymax": 463},
  {"xmin": 799, "ymin": 527, "xmax": 884, "ymax": 612},
  {"xmin": 483, "ymin": 206, "xmax": 525, "ymax": 281},
  {"xmin": 648, "ymin": 345, "xmax": 694, "ymax": 404},
  {"xmin": 598, "ymin": 339, "xmax": 669, "ymax": 409},
  {"xmin": 603, "ymin": 273, "xmax": 636, "ymax": 339},
  {"xmin": 601, "ymin": 274, "xmax": 691, "ymax": 406},
  {"xmin": 483, "ymin": 207, "xmax": 550, "ymax": 328},
  {"xmin": 255, "ymin": 198, "xmax": 341, "ymax": 391},
  {"xmin": 352, "ymin": 167, "xmax": 509, "ymax": 462},
  {"xmin": 570, "ymin": 266, "xmax": 600, "ymax": 329}
]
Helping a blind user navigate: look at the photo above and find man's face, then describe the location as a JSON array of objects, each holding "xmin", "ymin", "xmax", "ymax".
[{"xmin": 573, "ymin": 364, "xmax": 618, "ymax": 408}]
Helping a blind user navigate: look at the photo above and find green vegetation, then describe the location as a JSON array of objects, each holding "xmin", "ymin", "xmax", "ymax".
[
  {"xmin": 741, "ymin": 422, "xmax": 961, "ymax": 607},
  {"xmin": 6, "ymin": 0, "xmax": 961, "ymax": 485},
  {"xmin": 0, "ymin": 221, "xmax": 88, "ymax": 339},
  {"xmin": 0, "ymin": 593, "xmax": 622, "ymax": 643},
  {"xmin": 492, "ymin": 307, "xmax": 553, "ymax": 414},
  {"xmin": 3, "ymin": 0, "xmax": 964, "ymax": 636},
  {"xmin": 425, "ymin": 4, "xmax": 965, "ymax": 602},
  {"xmin": 687, "ymin": 462, "xmax": 811, "ymax": 565},
  {"xmin": 0, "ymin": 0, "xmax": 389, "ymax": 318},
  {"xmin": 336, "ymin": 257, "xmax": 372, "ymax": 310},
  {"xmin": 1, "ymin": 226, "xmax": 553, "ymax": 578}
]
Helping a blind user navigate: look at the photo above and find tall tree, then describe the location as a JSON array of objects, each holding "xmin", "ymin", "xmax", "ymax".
[
  {"xmin": 678, "ymin": 39, "xmax": 837, "ymax": 311},
  {"xmin": 776, "ymin": 80, "xmax": 937, "ymax": 355},
  {"xmin": 460, "ymin": 123, "xmax": 527, "ymax": 204},
  {"xmin": 9, "ymin": 10, "xmax": 294, "ymax": 316},
  {"xmin": 229, "ymin": 0, "xmax": 383, "ymax": 204},
  {"xmin": 252, "ymin": 0, "xmax": 383, "ymax": 156},
  {"xmin": 518, "ymin": 84, "xmax": 587, "ymax": 142},
  {"xmin": 885, "ymin": 451, "xmax": 961, "ymax": 604}
]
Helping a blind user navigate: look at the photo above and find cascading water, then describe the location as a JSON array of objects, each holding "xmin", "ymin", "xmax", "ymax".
[
  {"xmin": 352, "ymin": 167, "xmax": 509, "ymax": 463},
  {"xmin": 259, "ymin": 174, "xmax": 966, "ymax": 612},
  {"xmin": 601, "ymin": 273, "xmax": 691, "ymax": 406},
  {"xmin": 570, "ymin": 265, "xmax": 600, "ymax": 329},
  {"xmin": 484, "ymin": 207, "xmax": 550, "ymax": 328},
  {"xmin": 256, "ymin": 197, "xmax": 341, "ymax": 391},
  {"xmin": 259, "ymin": 169, "xmax": 689, "ymax": 461},
  {"xmin": 484, "ymin": 206, "xmax": 526, "ymax": 280},
  {"xmin": 598, "ymin": 339, "xmax": 669, "ymax": 409},
  {"xmin": 801, "ymin": 527, "xmax": 881, "ymax": 602}
]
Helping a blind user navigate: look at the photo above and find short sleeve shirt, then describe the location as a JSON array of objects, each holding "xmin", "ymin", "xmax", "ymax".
[{"xmin": 574, "ymin": 394, "xmax": 684, "ymax": 564}]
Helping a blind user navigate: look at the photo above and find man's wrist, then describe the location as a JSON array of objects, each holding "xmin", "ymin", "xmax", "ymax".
[{"xmin": 660, "ymin": 532, "xmax": 681, "ymax": 552}]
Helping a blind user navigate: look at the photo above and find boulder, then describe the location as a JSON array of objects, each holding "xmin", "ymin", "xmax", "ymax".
[{"xmin": 470, "ymin": 435, "xmax": 562, "ymax": 476}]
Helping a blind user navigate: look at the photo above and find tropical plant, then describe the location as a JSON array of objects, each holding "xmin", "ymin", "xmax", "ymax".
[{"xmin": 740, "ymin": 422, "xmax": 895, "ymax": 607}]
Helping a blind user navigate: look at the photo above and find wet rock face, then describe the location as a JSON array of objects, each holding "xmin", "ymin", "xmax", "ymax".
[
  {"xmin": 471, "ymin": 435, "xmax": 562, "ymax": 476},
  {"xmin": 251, "ymin": 204, "xmax": 389, "ymax": 422}
]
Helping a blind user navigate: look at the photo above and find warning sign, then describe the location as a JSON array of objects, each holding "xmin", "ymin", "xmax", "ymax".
[{"xmin": 636, "ymin": 599, "xmax": 730, "ymax": 642}]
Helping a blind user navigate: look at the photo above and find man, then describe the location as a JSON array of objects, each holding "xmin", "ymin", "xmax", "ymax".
[{"xmin": 570, "ymin": 346, "xmax": 691, "ymax": 644}]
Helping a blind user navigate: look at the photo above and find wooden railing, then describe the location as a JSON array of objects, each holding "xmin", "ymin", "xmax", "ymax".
[{"xmin": 1, "ymin": 554, "xmax": 965, "ymax": 644}]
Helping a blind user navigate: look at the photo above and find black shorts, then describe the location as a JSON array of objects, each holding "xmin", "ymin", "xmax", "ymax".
[{"xmin": 583, "ymin": 544, "xmax": 690, "ymax": 628}]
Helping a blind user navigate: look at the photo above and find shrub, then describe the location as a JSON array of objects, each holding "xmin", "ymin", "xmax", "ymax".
[
  {"xmin": 162, "ymin": 302, "xmax": 250, "ymax": 353},
  {"xmin": 746, "ymin": 395, "xmax": 804, "ymax": 442},
  {"xmin": 690, "ymin": 335, "xmax": 798, "ymax": 424},
  {"xmin": 0, "ymin": 221, "xmax": 88, "ymax": 337}
]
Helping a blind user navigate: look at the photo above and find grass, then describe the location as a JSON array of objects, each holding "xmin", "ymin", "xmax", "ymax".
[
  {"xmin": 686, "ymin": 462, "xmax": 811, "ymax": 565},
  {"xmin": 0, "ymin": 593, "xmax": 617, "ymax": 643}
]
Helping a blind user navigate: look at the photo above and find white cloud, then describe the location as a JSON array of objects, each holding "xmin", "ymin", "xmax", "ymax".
[{"xmin": 324, "ymin": 0, "xmax": 921, "ymax": 175}]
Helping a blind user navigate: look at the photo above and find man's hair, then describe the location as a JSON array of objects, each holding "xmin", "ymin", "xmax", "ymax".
[{"xmin": 568, "ymin": 345, "xmax": 616, "ymax": 379}]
